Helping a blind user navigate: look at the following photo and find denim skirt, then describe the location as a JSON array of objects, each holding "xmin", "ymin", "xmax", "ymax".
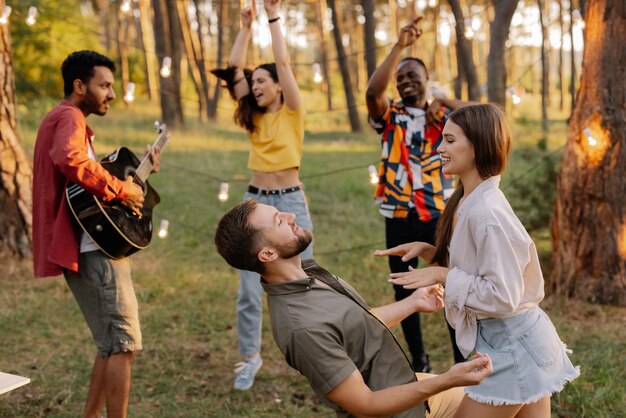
[{"xmin": 465, "ymin": 306, "xmax": 579, "ymax": 405}]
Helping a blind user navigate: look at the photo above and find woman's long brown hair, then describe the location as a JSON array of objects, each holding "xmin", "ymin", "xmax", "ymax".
[
  {"xmin": 210, "ymin": 63, "xmax": 281, "ymax": 133},
  {"xmin": 431, "ymin": 103, "xmax": 512, "ymax": 267}
]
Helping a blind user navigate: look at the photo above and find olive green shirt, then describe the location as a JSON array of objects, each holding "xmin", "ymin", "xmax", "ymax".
[{"xmin": 262, "ymin": 259, "xmax": 423, "ymax": 417}]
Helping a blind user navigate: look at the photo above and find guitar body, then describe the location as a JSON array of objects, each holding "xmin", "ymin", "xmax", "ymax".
[{"xmin": 66, "ymin": 147, "xmax": 161, "ymax": 259}]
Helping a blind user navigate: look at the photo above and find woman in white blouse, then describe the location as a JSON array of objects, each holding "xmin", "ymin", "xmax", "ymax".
[{"xmin": 376, "ymin": 104, "xmax": 578, "ymax": 418}]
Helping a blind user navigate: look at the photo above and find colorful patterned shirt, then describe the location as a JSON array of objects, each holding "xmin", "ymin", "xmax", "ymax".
[{"xmin": 370, "ymin": 100, "xmax": 456, "ymax": 221}]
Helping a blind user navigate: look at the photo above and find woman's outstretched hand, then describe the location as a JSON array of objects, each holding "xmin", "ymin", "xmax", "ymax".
[
  {"xmin": 374, "ymin": 241, "xmax": 435, "ymax": 264},
  {"xmin": 389, "ymin": 266, "xmax": 448, "ymax": 289}
]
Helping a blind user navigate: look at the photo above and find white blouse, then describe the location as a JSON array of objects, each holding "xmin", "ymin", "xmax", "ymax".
[{"xmin": 444, "ymin": 176, "xmax": 545, "ymax": 357}]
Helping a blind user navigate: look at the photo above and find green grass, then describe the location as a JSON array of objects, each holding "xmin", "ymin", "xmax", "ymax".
[{"xmin": 2, "ymin": 97, "xmax": 625, "ymax": 417}]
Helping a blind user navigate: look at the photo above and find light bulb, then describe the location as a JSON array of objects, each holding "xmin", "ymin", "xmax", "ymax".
[
  {"xmin": 572, "ymin": 9, "xmax": 585, "ymax": 30},
  {"xmin": 121, "ymin": 0, "xmax": 131, "ymax": 14},
  {"xmin": 312, "ymin": 63, "xmax": 323, "ymax": 84},
  {"xmin": 584, "ymin": 128, "xmax": 597, "ymax": 146},
  {"xmin": 0, "ymin": 6, "xmax": 12, "ymax": 25},
  {"xmin": 368, "ymin": 165, "xmax": 379, "ymax": 185},
  {"xmin": 160, "ymin": 56, "xmax": 172, "ymax": 78},
  {"xmin": 158, "ymin": 219, "xmax": 169, "ymax": 239},
  {"xmin": 218, "ymin": 182, "xmax": 229, "ymax": 202},
  {"xmin": 26, "ymin": 6, "xmax": 38, "ymax": 26},
  {"xmin": 124, "ymin": 82, "xmax": 136, "ymax": 103}
]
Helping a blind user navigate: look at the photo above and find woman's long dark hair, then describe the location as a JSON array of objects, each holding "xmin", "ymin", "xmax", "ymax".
[
  {"xmin": 210, "ymin": 63, "xmax": 280, "ymax": 133},
  {"xmin": 431, "ymin": 104, "xmax": 512, "ymax": 267}
]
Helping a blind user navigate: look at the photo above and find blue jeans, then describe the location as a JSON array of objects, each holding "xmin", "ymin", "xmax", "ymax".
[{"xmin": 237, "ymin": 188, "xmax": 314, "ymax": 356}]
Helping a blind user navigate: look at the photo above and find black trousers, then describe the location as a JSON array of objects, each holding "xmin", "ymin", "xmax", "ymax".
[{"xmin": 385, "ymin": 213, "xmax": 465, "ymax": 370}]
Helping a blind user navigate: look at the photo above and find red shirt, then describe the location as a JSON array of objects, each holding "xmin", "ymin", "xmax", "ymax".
[{"xmin": 32, "ymin": 100, "xmax": 131, "ymax": 277}]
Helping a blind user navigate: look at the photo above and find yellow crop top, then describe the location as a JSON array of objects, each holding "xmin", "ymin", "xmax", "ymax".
[{"xmin": 248, "ymin": 105, "xmax": 304, "ymax": 172}]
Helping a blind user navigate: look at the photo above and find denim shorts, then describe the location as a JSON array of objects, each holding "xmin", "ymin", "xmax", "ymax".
[
  {"xmin": 465, "ymin": 306, "xmax": 579, "ymax": 405},
  {"xmin": 64, "ymin": 251, "xmax": 142, "ymax": 358}
]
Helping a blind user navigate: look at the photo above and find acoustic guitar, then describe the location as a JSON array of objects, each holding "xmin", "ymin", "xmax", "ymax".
[{"xmin": 66, "ymin": 122, "xmax": 170, "ymax": 259}]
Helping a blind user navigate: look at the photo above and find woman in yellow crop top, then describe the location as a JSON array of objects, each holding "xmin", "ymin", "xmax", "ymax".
[{"xmin": 211, "ymin": 0, "xmax": 313, "ymax": 391}]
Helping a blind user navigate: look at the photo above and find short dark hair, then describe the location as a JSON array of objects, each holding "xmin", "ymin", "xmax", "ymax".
[
  {"xmin": 398, "ymin": 57, "xmax": 429, "ymax": 79},
  {"xmin": 214, "ymin": 199, "xmax": 265, "ymax": 274},
  {"xmin": 61, "ymin": 50, "xmax": 116, "ymax": 97}
]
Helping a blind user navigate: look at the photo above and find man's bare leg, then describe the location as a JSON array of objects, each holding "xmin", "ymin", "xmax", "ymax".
[
  {"xmin": 104, "ymin": 351, "xmax": 135, "ymax": 418},
  {"xmin": 83, "ymin": 355, "xmax": 106, "ymax": 418}
]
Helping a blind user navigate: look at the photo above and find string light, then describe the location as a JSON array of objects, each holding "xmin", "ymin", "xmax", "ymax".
[
  {"xmin": 158, "ymin": 219, "xmax": 169, "ymax": 239},
  {"xmin": 312, "ymin": 63, "xmax": 323, "ymax": 84},
  {"xmin": 26, "ymin": 6, "xmax": 38, "ymax": 26},
  {"xmin": 506, "ymin": 86, "xmax": 523, "ymax": 105},
  {"xmin": 124, "ymin": 82, "xmax": 136, "ymax": 103},
  {"xmin": 464, "ymin": 18, "xmax": 474, "ymax": 40},
  {"xmin": 572, "ymin": 9, "xmax": 585, "ymax": 30},
  {"xmin": 416, "ymin": 0, "xmax": 427, "ymax": 11},
  {"xmin": 218, "ymin": 182, "xmax": 229, "ymax": 202},
  {"xmin": 160, "ymin": 56, "xmax": 172, "ymax": 78},
  {"xmin": 368, "ymin": 165, "xmax": 379, "ymax": 185},
  {"xmin": 120, "ymin": 0, "xmax": 132, "ymax": 14},
  {"xmin": 0, "ymin": 6, "xmax": 11, "ymax": 25},
  {"xmin": 583, "ymin": 128, "xmax": 597, "ymax": 146},
  {"xmin": 428, "ymin": 0, "xmax": 438, "ymax": 8}
]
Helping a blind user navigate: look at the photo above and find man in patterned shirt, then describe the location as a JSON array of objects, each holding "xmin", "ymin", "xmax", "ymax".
[{"xmin": 366, "ymin": 16, "xmax": 469, "ymax": 372}]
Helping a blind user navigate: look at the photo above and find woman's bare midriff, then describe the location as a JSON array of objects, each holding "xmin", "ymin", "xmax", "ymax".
[{"xmin": 250, "ymin": 167, "xmax": 301, "ymax": 189}]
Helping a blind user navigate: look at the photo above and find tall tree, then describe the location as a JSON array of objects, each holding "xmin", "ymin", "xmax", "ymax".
[
  {"xmin": 362, "ymin": 0, "xmax": 377, "ymax": 80},
  {"xmin": 538, "ymin": 0, "xmax": 550, "ymax": 133},
  {"xmin": 138, "ymin": 0, "xmax": 158, "ymax": 100},
  {"xmin": 558, "ymin": 0, "xmax": 566, "ymax": 111},
  {"xmin": 487, "ymin": 0, "xmax": 520, "ymax": 107},
  {"xmin": 0, "ymin": 16, "xmax": 32, "ymax": 258},
  {"xmin": 152, "ymin": 0, "xmax": 184, "ymax": 127},
  {"xmin": 315, "ymin": 0, "xmax": 333, "ymax": 111},
  {"xmin": 115, "ymin": 0, "xmax": 131, "ymax": 98},
  {"xmin": 448, "ymin": 0, "xmax": 480, "ymax": 101},
  {"xmin": 327, "ymin": 0, "xmax": 362, "ymax": 132},
  {"xmin": 551, "ymin": 0, "xmax": 626, "ymax": 305},
  {"xmin": 177, "ymin": 0, "xmax": 209, "ymax": 122},
  {"xmin": 207, "ymin": 0, "xmax": 227, "ymax": 119}
]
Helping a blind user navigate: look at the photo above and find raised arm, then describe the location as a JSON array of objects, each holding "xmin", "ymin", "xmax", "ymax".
[
  {"xmin": 227, "ymin": 5, "xmax": 256, "ymax": 100},
  {"xmin": 265, "ymin": 0, "xmax": 300, "ymax": 110},
  {"xmin": 327, "ymin": 354, "xmax": 492, "ymax": 417},
  {"xmin": 366, "ymin": 17, "xmax": 423, "ymax": 121}
]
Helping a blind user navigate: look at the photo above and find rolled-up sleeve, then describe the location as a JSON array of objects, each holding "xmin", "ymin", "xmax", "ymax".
[{"xmin": 49, "ymin": 110, "xmax": 130, "ymax": 202}]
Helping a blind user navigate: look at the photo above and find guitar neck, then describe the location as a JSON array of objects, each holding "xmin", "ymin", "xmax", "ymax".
[{"xmin": 135, "ymin": 129, "xmax": 170, "ymax": 182}]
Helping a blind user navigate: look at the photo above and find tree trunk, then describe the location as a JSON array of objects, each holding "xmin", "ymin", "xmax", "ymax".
[
  {"xmin": 558, "ymin": 0, "xmax": 565, "ymax": 111},
  {"xmin": 116, "ymin": 0, "xmax": 130, "ymax": 101},
  {"xmin": 0, "ymin": 21, "xmax": 32, "ymax": 259},
  {"xmin": 315, "ymin": 0, "xmax": 332, "ymax": 111},
  {"xmin": 448, "ymin": 0, "xmax": 480, "ymax": 101},
  {"xmin": 138, "ymin": 0, "xmax": 158, "ymax": 100},
  {"xmin": 487, "ymin": 0, "xmax": 520, "ymax": 107},
  {"xmin": 538, "ymin": 0, "xmax": 550, "ymax": 134},
  {"xmin": 327, "ymin": 0, "xmax": 362, "ymax": 132},
  {"xmin": 207, "ymin": 0, "xmax": 226, "ymax": 119},
  {"xmin": 551, "ymin": 0, "xmax": 626, "ymax": 305},
  {"xmin": 362, "ymin": 0, "xmax": 377, "ymax": 80},
  {"xmin": 152, "ymin": 0, "xmax": 184, "ymax": 128},
  {"xmin": 569, "ymin": 1, "xmax": 577, "ymax": 112},
  {"xmin": 177, "ymin": 0, "xmax": 208, "ymax": 122}
]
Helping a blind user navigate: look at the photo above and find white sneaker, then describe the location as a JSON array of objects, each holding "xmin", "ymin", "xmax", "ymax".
[{"xmin": 233, "ymin": 356, "xmax": 263, "ymax": 391}]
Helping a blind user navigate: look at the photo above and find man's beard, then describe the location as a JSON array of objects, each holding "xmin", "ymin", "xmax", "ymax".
[
  {"xmin": 276, "ymin": 229, "xmax": 313, "ymax": 259},
  {"xmin": 80, "ymin": 88, "xmax": 108, "ymax": 116}
]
